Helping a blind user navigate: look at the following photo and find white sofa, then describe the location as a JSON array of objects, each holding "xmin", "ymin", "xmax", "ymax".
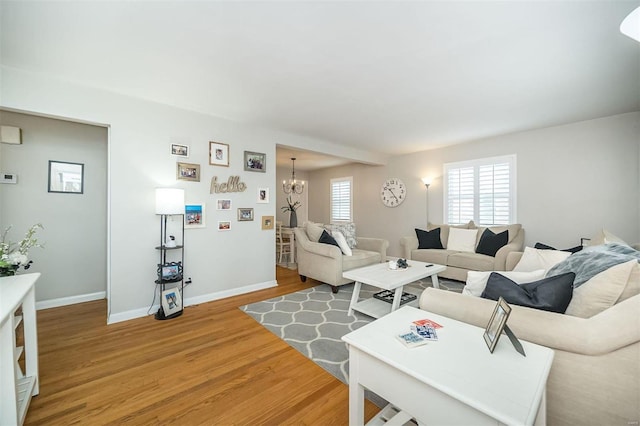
[
  {"xmin": 400, "ymin": 222, "xmax": 525, "ymax": 281},
  {"xmin": 294, "ymin": 225, "xmax": 388, "ymax": 293},
  {"xmin": 419, "ymin": 248, "xmax": 640, "ymax": 425}
]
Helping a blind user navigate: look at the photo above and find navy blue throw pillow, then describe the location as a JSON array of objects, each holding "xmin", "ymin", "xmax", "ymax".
[
  {"xmin": 319, "ymin": 230, "xmax": 340, "ymax": 247},
  {"xmin": 534, "ymin": 242, "xmax": 583, "ymax": 254},
  {"xmin": 415, "ymin": 228, "xmax": 444, "ymax": 249},
  {"xmin": 475, "ymin": 229, "xmax": 509, "ymax": 257},
  {"xmin": 481, "ymin": 272, "xmax": 575, "ymax": 313}
]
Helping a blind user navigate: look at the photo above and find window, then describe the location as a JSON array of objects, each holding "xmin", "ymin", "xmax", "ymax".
[
  {"xmin": 444, "ymin": 155, "xmax": 516, "ymax": 226},
  {"xmin": 330, "ymin": 177, "xmax": 352, "ymax": 222}
]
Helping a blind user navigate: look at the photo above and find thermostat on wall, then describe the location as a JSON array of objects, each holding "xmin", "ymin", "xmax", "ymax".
[{"xmin": 0, "ymin": 172, "xmax": 17, "ymax": 184}]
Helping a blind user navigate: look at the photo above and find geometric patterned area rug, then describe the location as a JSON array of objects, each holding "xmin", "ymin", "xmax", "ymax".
[{"xmin": 240, "ymin": 277, "xmax": 464, "ymax": 385}]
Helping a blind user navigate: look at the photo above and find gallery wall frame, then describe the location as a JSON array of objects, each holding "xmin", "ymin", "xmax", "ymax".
[
  {"xmin": 185, "ymin": 204, "xmax": 205, "ymax": 228},
  {"xmin": 176, "ymin": 162, "xmax": 200, "ymax": 182},
  {"xmin": 237, "ymin": 208, "xmax": 254, "ymax": 221},
  {"xmin": 244, "ymin": 151, "xmax": 266, "ymax": 172},
  {"xmin": 218, "ymin": 221, "xmax": 231, "ymax": 231},
  {"xmin": 261, "ymin": 215, "xmax": 274, "ymax": 230},
  {"xmin": 216, "ymin": 199, "xmax": 232, "ymax": 210},
  {"xmin": 257, "ymin": 187, "xmax": 269, "ymax": 203},
  {"xmin": 171, "ymin": 143, "xmax": 189, "ymax": 158},
  {"xmin": 48, "ymin": 160, "xmax": 84, "ymax": 194},
  {"xmin": 209, "ymin": 141, "xmax": 229, "ymax": 167}
]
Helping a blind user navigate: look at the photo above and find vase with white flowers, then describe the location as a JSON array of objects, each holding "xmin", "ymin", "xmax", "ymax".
[
  {"xmin": 0, "ymin": 223, "xmax": 44, "ymax": 277},
  {"xmin": 280, "ymin": 196, "xmax": 301, "ymax": 228}
]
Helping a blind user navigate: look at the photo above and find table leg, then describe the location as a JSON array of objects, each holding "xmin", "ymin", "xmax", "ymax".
[
  {"xmin": 348, "ymin": 347, "xmax": 365, "ymax": 426},
  {"xmin": 390, "ymin": 286, "xmax": 404, "ymax": 312},
  {"xmin": 348, "ymin": 281, "xmax": 362, "ymax": 316},
  {"xmin": 431, "ymin": 274, "xmax": 440, "ymax": 290}
]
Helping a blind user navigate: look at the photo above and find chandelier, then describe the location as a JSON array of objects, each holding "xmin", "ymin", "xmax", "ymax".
[{"xmin": 282, "ymin": 157, "xmax": 304, "ymax": 194}]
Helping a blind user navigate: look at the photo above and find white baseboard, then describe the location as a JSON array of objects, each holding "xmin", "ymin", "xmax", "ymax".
[
  {"xmin": 107, "ymin": 280, "xmax": 278, "ymax": 324},
  {"xmin": 36, "ymin": 291, "xmax": 106, "ymax": 310}
]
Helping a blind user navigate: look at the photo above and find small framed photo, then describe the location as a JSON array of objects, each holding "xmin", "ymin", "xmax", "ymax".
[
  {"xmin": 157, "ymin": 262, "xmax": 183, "ymax": 282},
  {"xmin": 170, "ymin": 143, "xmax": 189, "ymax": 158},
  {"xmin": 216, "ymin": 199, "xmax": 232, "ymax": 210},
  {"xmin": 244, "ymin": 151, "xmax": 266, "ymax": 172},
  {"xmin": 261, "ymin": 215, "xmax": 274, "ymax": 230},
  {"xmin": 161, "ymin": 287, "xmax": 182, "ymax": 316},
  {"xmin": 185, "ymin": 204, "xmax": 205, "ymax": 228},
  {"xmin": 257, "ymin": 187, "xmax": 269, "ymax": 203},
  {"xmin": 176, "ymin": 162, "xmax": 200, "ymax": 182},
  {"xmin": 484, "ymin": 297, "xmax": 512, "ymax": 353},
  {"xmin": 48, "ymin": 160, "xmax": 84, "ymax": 194},
  {"xmin": 209, "ymin": 141, "xmax": 229, "ymax": 167},
  {"xmin": 218, "ymin": 221, "xmax": 231, "ymax": 231},
  {"xmin": 237, "ymin": 208, "xmax": 254, "ymax": 222}
]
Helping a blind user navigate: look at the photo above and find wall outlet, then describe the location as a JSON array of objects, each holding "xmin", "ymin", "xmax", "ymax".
[{"xmin": 0, "ymin": 172, "xmax": 17, "ymax": 184}]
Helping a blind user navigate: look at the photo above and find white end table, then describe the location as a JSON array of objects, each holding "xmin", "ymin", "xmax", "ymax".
[
  {"xmin": 342, "ymin": 306, "xmax": 554, "ymax": 426},
  {"xmin": 343, "ymin": 260, "xmax": 446, "ymax": 318}
]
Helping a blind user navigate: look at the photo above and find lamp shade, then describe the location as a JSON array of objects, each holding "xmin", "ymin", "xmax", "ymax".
[
  {"xmin": 155, "ymin": 188, "xmax": 185, "ymax": 214},
  {"xmin": 421, "ymin": 177, "xmax": 432, "ymax": 187},
  {"xmin": 621, "ymin": 6, "xmax": 640, "ymax": 42}
]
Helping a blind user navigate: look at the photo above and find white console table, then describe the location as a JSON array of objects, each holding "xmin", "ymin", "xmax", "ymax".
[
  {"xmin": 342, "ymin": 306, "xmax": 554, "ymax": 426},
  {"xmin": 1, "ymin": 273, "xmax": 40, "ymax": 425}
]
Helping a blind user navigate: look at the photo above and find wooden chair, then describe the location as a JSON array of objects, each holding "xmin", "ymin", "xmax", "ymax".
[{"xmin": 276, "ymin": 222, "xmax": 293, "ymax": 264}]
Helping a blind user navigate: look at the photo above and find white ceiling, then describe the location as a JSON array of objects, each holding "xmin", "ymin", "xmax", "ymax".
[{"xmin": 1, "ymin": 1, "xmax": 639, "ymax": 171}]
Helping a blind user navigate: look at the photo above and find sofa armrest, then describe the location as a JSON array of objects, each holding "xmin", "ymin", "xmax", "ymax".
[
  {"xmin": 506, "ymin": 251, "xmax": 523, "ymax": 271},
  {"xmin": 493, "ymin": 228, "xmax": 525, "ymax": 270},
  {"xmin": 419, "ymin": 288, "xmax": 640, "ymax": 356},
  {"xmin": 357, "ymin": 237, "xmax": 389, "ymax": 261},
  {"xmin": 400, "ymin": 236, "xmax": 419, "ymax": 259}
]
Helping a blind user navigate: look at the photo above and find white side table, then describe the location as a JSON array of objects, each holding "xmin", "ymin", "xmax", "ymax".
[
  {"xmin": 342, "ymin": 306, "xmax": 554, "ymax": 426},
  {"xmin": 1, "ymin": 273, "xmax": 41, "ymax": 425}
]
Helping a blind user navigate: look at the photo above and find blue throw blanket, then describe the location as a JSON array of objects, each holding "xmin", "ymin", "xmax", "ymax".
[{"xmin": 546, "ymin": 243, "xmax": 640, "ymax": 287}]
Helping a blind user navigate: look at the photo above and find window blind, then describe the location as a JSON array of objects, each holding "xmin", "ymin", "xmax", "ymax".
[{"xmin": 331, "ymin": 177, "xmax": 352, "ymax": 222}]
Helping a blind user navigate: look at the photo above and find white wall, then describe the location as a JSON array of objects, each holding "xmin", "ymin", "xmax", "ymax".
[
  {"xmin": 309, "ymin": 112, "xmax": 640, "ymax": 256},
  {"xmin": 0, "ymin": 111, "xmax": 108, "ymax": 302},
  {"xmin": 0, "ymin": 66, "xmax": 378, "ymax": 323}
]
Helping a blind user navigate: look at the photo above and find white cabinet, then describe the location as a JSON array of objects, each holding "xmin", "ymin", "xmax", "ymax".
[{"xmin": 1, "ymin": 273, "xmax": 40, "ymax": 425}]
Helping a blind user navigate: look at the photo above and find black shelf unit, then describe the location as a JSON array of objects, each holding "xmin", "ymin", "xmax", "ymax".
[{"xmin": 155, "ymin": 214, "xmax": 184, "ymax": 320}]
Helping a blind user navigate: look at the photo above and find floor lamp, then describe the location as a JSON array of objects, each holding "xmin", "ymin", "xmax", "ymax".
[{"xmin": 421, "ymin": 177, "xmax": 432, "ymax": 228}]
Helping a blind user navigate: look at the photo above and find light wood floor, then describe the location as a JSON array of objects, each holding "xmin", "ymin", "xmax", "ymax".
[{"xmin": 25, "ymin": 267, "xmax": 379, "ymax": 425}]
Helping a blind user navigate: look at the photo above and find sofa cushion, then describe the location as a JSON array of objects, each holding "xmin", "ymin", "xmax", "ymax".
[
  {"xmin": 512, "ymin": 246, "xmax": 571, "ymax": 273},
  {"xmin": 343, "ymin": 249, "xmax": 382, "ymax": 271},
  {"xmin": 447, "ymin": 228, "xmax": 478, "ymax": 253},
  {"xmin": 411, "ymin": 249, "xmax": 455, "ymax": 265},
  {"xmin": 327, "ymin": 222, "xmax": 357, "ymax": 248},
  {"xmin": 415, "ymin": 228, "xmax": 444, "ymax": 249},
  {"xmin": 447, "ymin": 252, "xmax": 495, "ymax": 271},
  {"xmin": 619, "ymin": 261, "xmax": 640, "ymax": 303},
  {"xmin": 474, "ymin": 223, "xmax": 521, "ymax": 246},
  {"xmin": 305, "ymin": 221, "xmax": 325, "ymax": 242},
  {"xmin": 535, "ymin": 242, "xmax": 583, "ymax": 253},
  {"xmin": 565, "ymin": 260, "xmax": 635, "ymax": 318},
  {"xmin": 481, "ymin": 272, "xmax": 575, "ymax": 313},
  {"xmin": 476, "ymin": 229, "xmax": 508, "ymax": 257},
  {"xmin": 463, "ymin": 269, "xmax": 546, "ymax": 297},
  {"xmin": 333, "ymin": 231, "xmax": 352, "ymax": 256},
  {"xmin": 428, "ymin": 221, "xmax": 472, "ymax": 248},
  {"xmin": 318, "ymin": 230, "xmax": 339, "ymax": 247}
]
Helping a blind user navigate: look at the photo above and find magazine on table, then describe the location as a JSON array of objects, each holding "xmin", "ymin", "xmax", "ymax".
[{"xmin": 396, "ymin": 318, "xmax": 442, "ymax": 348}]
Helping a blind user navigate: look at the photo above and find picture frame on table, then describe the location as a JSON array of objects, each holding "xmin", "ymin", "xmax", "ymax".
[
  {"xmin": 185, "ymin": 204, "xmax": 205, "ymax": 228},
  {"xmin": 244, "ymin": 151, "xmax": 266, "ymax": 172},
  {"xmin": 176, "ymin": 162, "xmax": 200, "ymax": 182},
  {"xmin": 48, "ymin": 160, "xmax": 84, "ymax": 194},
  {"xmin": 161, "ymin": 287, "xmax": 182, "ymax": 316},
  {"xmin": 483, "ymin": 297, "xmax": 512, "ymax": 353},
  {"xmin": 237, "ymin": 208, "xmax": 254, "ymax": 222},
  {"xmin": 170, "ymin": 143, "xmax": 189, "ymax": 158},
  {"xmin": 209, "ymin": 141, "xmax": 229, "ymax": 167},
  {"xmin": 257, "ymin": 187, "xmax": 269, "ymax": 203}
]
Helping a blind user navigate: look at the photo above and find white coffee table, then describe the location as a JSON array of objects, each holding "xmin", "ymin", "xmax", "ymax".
[
  {"xmin": 342, "ymin": 306, "xmax": 554, "ymax": 426},
  {"xmin": 344, "ymin": 260, "xmax": 446, "ymax": 318}
]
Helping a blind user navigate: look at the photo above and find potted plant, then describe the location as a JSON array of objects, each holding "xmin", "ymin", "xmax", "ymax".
[
  {"xmin": 281, "ymin": 196, "xmax": 301, "ymax": 228},
  {"xmin": 0, "ymin": 223, "xmax": 44, "ymax": 277}
]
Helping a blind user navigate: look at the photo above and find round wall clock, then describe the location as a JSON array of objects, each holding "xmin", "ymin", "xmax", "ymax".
[{"xmin": 381, "ymin": 178, "xmax": 406, "ymax": 207}]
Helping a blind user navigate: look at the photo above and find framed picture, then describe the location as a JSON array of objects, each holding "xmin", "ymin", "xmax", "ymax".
[
  {"xmin": 216, "ymin": 199, "xmax": 232, "ymax": 210},
  {"xmin": 170, "ymin": 143, "xmax": 189, "ymax": 158},
  {"xmin": 237, "ymin": 208, "xmax": 254, "ymax": 221},
  {"xmin": 185, "ymin": 204, "xmax": 205, "ymax": 228},
  {"xmin": 176, "ymin": 162, "xmax": 200, "ymax": 182},
  {"xmin": 261, "ymin": 215, "xmax": 274, "ymax": 230},
  {"xmin": 244, "ymin": 151, "xmax": 266, "ymax": 172},
  {"xmin": 157, "ymin": 261, "xmax": 183, "ymax": 282},
  {"xmin": 257, "ymin": 187, "xmax": 269, "ymax": 203},
  {"xmin": 218, "ymin": 221, "xmax": 231, "ymax": 231},
  {"xmin": 484, "ymin": 297, "xmax": 512, "ymax": 353},
  {"xmin": 209, "ymin": 141, "xmax": 229, "ymax": 167},
  {"xmin": 161, "ymin": 287, "xmax": 182, "ymax": 316},
  {"xmin": 48, "ymin": 160, "xmax": 84, "ymax": 194}
]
